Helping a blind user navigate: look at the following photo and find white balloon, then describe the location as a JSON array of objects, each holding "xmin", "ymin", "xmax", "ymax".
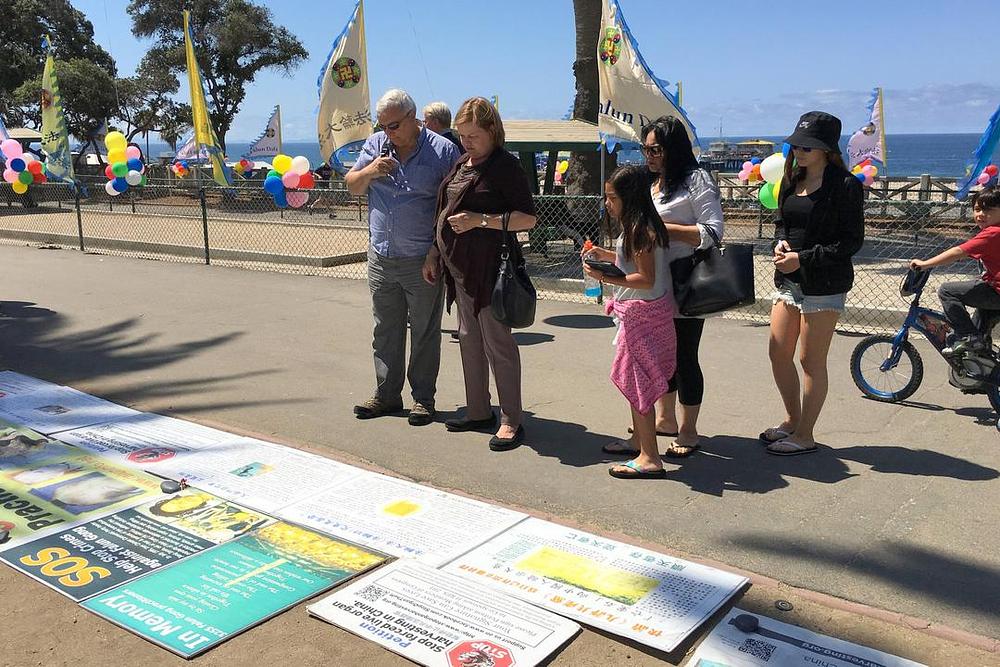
[
  {"xmin": 125, "ymin": 170, "xmax": 142, "ymax": 186},
  {"xmin": 760, "ymin": 153, "xmax": 786, "ymax": 184},
  {"xmin": 105, "ymin": 181, "xmax": 121, "ymax": 196},
  {"xmin": 290, "ymin": 155, "xmax": 311, "ymax": 175},
  {"xmin": 21, "ymin": 152, "xmax": 35, "ymax": 162}
]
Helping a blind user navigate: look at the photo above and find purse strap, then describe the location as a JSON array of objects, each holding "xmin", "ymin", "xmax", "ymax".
[
  {"xmin": 498, "ymin": 212, "xmax": 512, "ymax": 260},
  {"xmin": 703, "ymin": 224, "xmax": 723, "ymax": 249}
]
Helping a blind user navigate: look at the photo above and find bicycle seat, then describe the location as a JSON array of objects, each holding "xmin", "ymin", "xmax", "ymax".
[{"xmin": 900, "ymin": 267, "xmax": 930, "ymax": 297}]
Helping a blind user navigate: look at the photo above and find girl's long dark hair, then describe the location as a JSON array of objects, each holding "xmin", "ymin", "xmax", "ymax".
[
  {"xmin": 606, "ymin": 164, "xmax": 669, "ymax": 261},
  {"xmin": 641, "ymin": 115, "xmax": 699, "ymax": 201}
]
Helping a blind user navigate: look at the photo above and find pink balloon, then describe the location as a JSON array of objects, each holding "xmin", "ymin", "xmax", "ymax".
[
  {"xmin": 862, "ymin": 165, "xmax": 876, "ymax": 177},
  {"xmin": 3, "ymin": 168, "xmax": 17, "ymax": 183},
  {"xmin": 977, "ymin": 173, "xmax": 991, "ymax": 186},
  {"xmin": 286, "ymin": 191, "xmax": 309, "ymax": 208},
  {"xmin": 863, "ymin": 174, "xmax": 874, "ymax": 186},
  {"xmin": 125, "ymin": 145, "xmax": 142, "ymax": 160},
  {"xmin": 742, "ymin": 161, "xmax": 753, "ymax": 171},
  {"xmin": 1, "ymin": 139, "xmax": 22, "ymax": 158},
  {"xmin": 281, "ymin": 171, "xmax": 300, "ymax": 188}
]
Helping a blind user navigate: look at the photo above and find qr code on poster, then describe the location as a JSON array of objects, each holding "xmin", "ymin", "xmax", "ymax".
[
  {"xmin": 737, "ymin": 637, "xmax": 777, "ymax": 661},
  {"xmin": 357, "ymin": 585, "xmax": 386, "ymax": 603}
]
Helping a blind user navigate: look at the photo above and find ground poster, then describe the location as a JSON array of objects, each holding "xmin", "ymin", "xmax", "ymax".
[
  {"xmin": 57, "ymin": 413, "xmax": 240, "ymax": 470},
  {"xmin": 279, "ymin": 472, "xmax": 527, "ymax": 566},
  {"xmin": 0, "ymin": 385, "xmax": 138, "ymax": 435},
  {"xmin": 0, "ymin": 438, "xmax": 162, "ymax": 549},
  {"xmin": 82, "ymin": 521, "xmax": 387, "ymax": 658},
  {"xmin": 149, "ymin": 437, "xmax": 361, "ymax": 514},
  {"xmin": 444, "ymin": 518, "xmax": 749, "ymax": 653},
  {"xmin": 309, "ymin": 559, "xmax": 579, "ymax": 667},
  {"xmin": 1, "ymin": 489, "xmax": 268, "ymax": 601},
  {"xmin": 685, "ymin": 608, "xmax": 925, "ymax": 667},
  {"xmin": 0, "ymin": 370, "xmax": 60, "ymax": 399}
]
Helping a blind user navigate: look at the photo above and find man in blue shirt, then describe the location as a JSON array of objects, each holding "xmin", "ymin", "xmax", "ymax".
[{"xmin": 346, "ymin": 89, "xmax": 463, "ymax": 425}]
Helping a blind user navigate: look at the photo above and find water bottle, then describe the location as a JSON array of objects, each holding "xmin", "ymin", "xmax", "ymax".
[{"xmin": 582, "ymin": 240, "xmax": 602, "ymax": 298}]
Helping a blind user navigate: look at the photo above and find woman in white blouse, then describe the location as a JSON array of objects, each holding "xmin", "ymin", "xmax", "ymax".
[{"xmin": 609, "ymin": 115, "xmax": 724, "ymax": 458}]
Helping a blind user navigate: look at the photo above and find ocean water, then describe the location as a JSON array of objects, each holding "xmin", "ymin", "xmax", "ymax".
[{"xmin": 145, "ymin": 133, "xmax": 987, "ymax": 178}]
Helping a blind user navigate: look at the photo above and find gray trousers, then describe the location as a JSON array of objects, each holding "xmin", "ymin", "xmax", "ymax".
[
  {"xmin": 367, "ymin": 248, "xmax": 444, "ymax": 407},
  {"xmin": 453, "ymin": 284, "xmax": 523, "ymax": 426}
]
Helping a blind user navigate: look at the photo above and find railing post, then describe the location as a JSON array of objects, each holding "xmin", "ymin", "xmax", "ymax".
[
  {"xmin": 199, "ymin": 187, "xmax": 210, "ymax": 265},
  {"xmin": 75, "ymin": 189, "xmax": 85, "ymax": 252},
  {"xmin": 918, "ymin": 174, "xmax": 931, "ymax": 201}
]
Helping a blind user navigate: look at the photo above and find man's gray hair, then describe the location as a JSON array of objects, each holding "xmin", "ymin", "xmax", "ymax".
[
  {"xmin": 375, "ymin": 89, "xmax": 416, "ymax": 118},
  {"xmin": 422, "ymin": 102, "xmax": 452, "ymax": 128}
]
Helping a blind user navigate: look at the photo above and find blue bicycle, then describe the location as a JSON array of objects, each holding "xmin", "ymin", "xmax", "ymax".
[{"xmin": 850, "ymin": 267, "xmax": 1000, "ymax": 416}]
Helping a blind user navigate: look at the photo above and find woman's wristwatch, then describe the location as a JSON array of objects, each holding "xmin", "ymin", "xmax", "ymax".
[{"xmin": 480, "ymin": 213, "xmax": 489, "ymax": 227}]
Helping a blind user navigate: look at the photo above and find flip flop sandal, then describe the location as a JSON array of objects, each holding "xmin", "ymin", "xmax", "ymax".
[
  {"xmin": 602, "ymin": 439, "xmax": 639, "ymax": 456},
  {"xmin": 609, "ymin": 459, "xmax": 667, "ymax": 479},
  {"xmin": 766, "ymin": 439, "xmax": 818, "ymax": 456},
  {"xmin": 627, "ymin": 426, "xmax": 679, "ymax": 437},
  {"xmin": 759, "ymin": 427, "xmax": 792, "ymax": 443},
  {"xmin": 663, "ymin": 441, "xmax": 700, "ymax": 458}
]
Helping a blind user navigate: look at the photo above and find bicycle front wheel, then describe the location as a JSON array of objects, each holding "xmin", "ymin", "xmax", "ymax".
[{"xmin": 850, "ymin": 334, "xmax": 924, "ymax": 402}]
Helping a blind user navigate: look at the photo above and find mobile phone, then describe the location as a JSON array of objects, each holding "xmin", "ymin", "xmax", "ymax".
[
  {"xmin": 584, "ymin": 258, "xmax": 626, "ymax": 277},
  {"xmin": 379, "ymin": 141, "xmax": 394, "ymax": 158}
]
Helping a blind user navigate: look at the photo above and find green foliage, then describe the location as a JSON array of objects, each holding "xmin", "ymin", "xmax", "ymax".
[
  {"xmin": 14, "ymin": 58, "xmax": 118, "ymax": 139},
  {"xmin": 126, "ymin": 0, "xmax": 308, "ymax": 149},
  {"xmin": 115, "ymin": 56, "xmax": 191, "ymax": 143}
]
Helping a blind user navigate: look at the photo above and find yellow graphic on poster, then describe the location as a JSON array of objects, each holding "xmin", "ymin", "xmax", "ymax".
[
  {"xmin": 139, "ymin": 490, "xmax": 268, "ymax": 543},
  {"xmin": 0, "ymin": 446, "xmax": 161, "ymax": 549},
  {"xmin": 381, "ymin": 499, "xmax": 420, "ymax": 517},
  {"xmin": 254, "ymin": 522, "xmax": 383, "ymax": 572},
  {"xmin": 518, "ymin": 546, "xmax": 659, "ymax": 605}
]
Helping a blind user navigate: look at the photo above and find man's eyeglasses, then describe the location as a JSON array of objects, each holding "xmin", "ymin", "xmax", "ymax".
[
  {"xmin": 791, "ymin": 145, "xmax": 813, "ymax": 153},
  {"xmin": 381, "ymin": 112, "xmax": 413, "ymax": 132},
  {"xmin": 641, "ymin": 144, "xmax": 663, "ymax": 157}
]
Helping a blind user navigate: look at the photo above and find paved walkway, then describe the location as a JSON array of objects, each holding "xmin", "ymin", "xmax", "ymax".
[{"xmin": 0, "ymin": 243, "xmax": 998, "ymax": 666}]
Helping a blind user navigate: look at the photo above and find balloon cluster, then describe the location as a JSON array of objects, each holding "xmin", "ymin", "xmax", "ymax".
[
  {"xmin": 233, "ymin": 158, "xmax": 253, "ymax": 175},
  {"xmin": 755, "ymin": 153, "xmax": 786, "ymax": 209},
  {"xmin": 262, "ymin": 154, "xmax": 315, "ymax": 208},
  {"xmin": 975, "ymin": 164, "xmax": 998, "ymax": 188},
  {"xmin": 554, "ymin": 159, "xmax": 569, "ymax": 184},
  {"xmin": 850, "ymin": 159, "xmax": 879, "ymax": 187},
  {"xmin": 1, "ymin": 139, "xmax": 46, "ymax": 194},
  {"xmin": 738, "ymin": 157, "xmax": 764, "ymax": 183},
  {"xmin": 171, "ymin": 160, "xmax": 190, "ymax": 178},
  {"xmin": 103, "ymin": 131, "xmax": 146, "ymax": 196}
]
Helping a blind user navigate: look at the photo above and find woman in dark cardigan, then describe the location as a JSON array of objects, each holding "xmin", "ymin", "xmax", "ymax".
[{"xmin": 426, "ymin": 97, "xmax": 537, "ymax": 450}]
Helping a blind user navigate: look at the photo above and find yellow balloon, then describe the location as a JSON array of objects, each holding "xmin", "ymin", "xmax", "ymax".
[
  {"xmin": 273, "ymin": 154, "xmax": 292, "ymax": 174},
  {"xmin": 12, "ymin": 181, "xmax": 28, "ymax": 194},
  {"xmin": 105, "ymin": 131, "xmax": 127, "ymax": 150},
  {"xmin": 108, "ymin": 149, "xmax": 126, "ymax": 164},
  {"xmin": 557, "ymin": 160, "xmax": 569, "ymax": 174}
]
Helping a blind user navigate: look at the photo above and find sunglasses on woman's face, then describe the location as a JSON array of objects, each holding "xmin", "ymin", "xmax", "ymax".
[
  {"xmin": 641, "ymin": 144, "xmax": 664, "ymax": 157},
  {"xmin": 791, "ymin": 145, "xmax": 813, "ymax": 153}
]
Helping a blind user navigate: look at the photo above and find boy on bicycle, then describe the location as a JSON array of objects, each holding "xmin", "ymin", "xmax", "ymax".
[{"xmin": 910, "ymin": 185, "xmax": 1000, "ymax": 356}]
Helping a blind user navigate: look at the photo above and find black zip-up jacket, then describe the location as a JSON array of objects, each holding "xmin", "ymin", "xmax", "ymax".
[{"xmin": 773, "ymin": 164, "xmax": 865, "ymax": 295}]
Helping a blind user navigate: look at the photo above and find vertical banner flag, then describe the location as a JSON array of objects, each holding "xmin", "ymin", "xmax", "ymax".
[
  {"xmin": 183, "ymin": 11, "xmax": 232, "ymax": 186},
  {"xmin": 244, "ymin": 105, "xmax": 282, "ymax": 159},
  {"xmin": 956, "ymin": 102, "xmax": 1000, "ymax": 201},
  {"xmin": 40, "ymin": 35, "xmax": 75, "ymax": 186},
  {"xmin": 317, "ymin": 0, "xmax": 371, "ymax": 174},
  {"xmin": 847, "ymin": 87, "xmax": 887, "ymax": 169},
  {"xmin": 173, "ymin": 133, "xmax": 209, "ymax": 162},
  {"xmin": 597, "ymin": 0, "xmax": 699, "ymax": 153},
  {"xmin": 0, "ymin": 113, "xmax": 9, "ymax": 141}
]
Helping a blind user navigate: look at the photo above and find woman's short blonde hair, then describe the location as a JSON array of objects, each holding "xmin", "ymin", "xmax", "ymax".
[{"xmin": 454, "ymin": 97, "xmax": 505, "ymax": 147}]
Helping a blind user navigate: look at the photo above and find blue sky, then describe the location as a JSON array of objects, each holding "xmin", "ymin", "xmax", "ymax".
[{"xmin": 74, "ymin": 0, "xmax": 1000, "ymax": 141}]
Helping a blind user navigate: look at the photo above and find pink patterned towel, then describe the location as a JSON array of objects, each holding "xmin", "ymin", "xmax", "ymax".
[{"xmin": 605, "ymin": 296, "xmax": 676, "ymax": 415}]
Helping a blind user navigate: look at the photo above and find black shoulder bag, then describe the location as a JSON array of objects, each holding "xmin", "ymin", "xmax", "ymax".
[
  {"xmin": 491, "ymin": 212, "xmax": 537, "ymax": 328},
  {"xmin": 670, "ymin": 226, "xmax": 755, "ymax": 317}
]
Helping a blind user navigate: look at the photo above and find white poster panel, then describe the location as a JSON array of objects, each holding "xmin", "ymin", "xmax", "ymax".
[
  {"xmin": 57, "ymin": 413, "xmax": 240, "ymax": 470},
  {"xmin": 0, "ymin": 386, "xmax": 139, "ymax": 435},
  {"xmin": 151, "ymin": 437, "xmax": 361, "ymax": 514},
  {"xmin": 444, "ymin": 518, "xmax": 748, "ymax": 653},
  {"xmin": 279, "ymin": 473, "xmax": 527, "ymax": 567},
  {"xmin": 0, "ymin": 371, "xmax": 60, "ymax": 399},
  {"xmin": 309, "ymin": 560, "xmax": 579, "ymax": 667},
  {"xmin": 685, "ymin": 608, "xmax": 925, "ymax": 667}
]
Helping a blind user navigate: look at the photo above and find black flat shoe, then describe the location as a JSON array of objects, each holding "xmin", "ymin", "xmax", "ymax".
[
  {"xmin": 445, "ymin": 412, "xmax": 497, "ymax": 432},
  {"xmin": 489, "ymin": 425, "xmax": 524, "ymax": 451}
]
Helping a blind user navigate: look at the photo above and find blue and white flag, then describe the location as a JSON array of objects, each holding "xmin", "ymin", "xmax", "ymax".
[
  {"xmin": 244, "ymin": 105, "xmax": 281, "ymax": 159},
  {"xmin": 956, "ymin": 102, "xmax": 1000, "ymax": 201},
  {"xmin": 847, "ymin": 87, "xmax": 887, "ymax": 169},
  {"xmin": 0, "ymin": 113, "xmax": 9, "ymax": 142},
  {"xmin": 173, "ymin": 133, "xmax": 210, "ymax": 162},
  {"xmin": 596, "ymin": 0, "xmax": 699, "ymax": 153}
]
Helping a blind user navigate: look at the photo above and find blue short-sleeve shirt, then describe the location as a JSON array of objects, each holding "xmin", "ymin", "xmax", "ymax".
[{"xmin": 352, "ymin": 127, "xmax": 462, "ymax": 258}]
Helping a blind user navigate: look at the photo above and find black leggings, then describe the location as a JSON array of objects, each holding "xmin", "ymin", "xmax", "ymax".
[{"xmin": 667, "ymin": 317, "xmax": 705, "ymax": 406}]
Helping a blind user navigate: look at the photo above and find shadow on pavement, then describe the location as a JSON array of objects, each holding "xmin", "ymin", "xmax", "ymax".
[
  {"xmin": 836, "ymin": 445, "xmax": 999, "ymax": 480},
  {"xmin": 729, "ymin": 534, "xmax": 1000, "ymax": 621},
  {"xmin": 543, "ymin": 314, "xmax": 614, "ymax": 329}
]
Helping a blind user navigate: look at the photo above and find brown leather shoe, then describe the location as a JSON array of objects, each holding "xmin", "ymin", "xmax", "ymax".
[
  {"xmin": 407, "ymin": 402, "xmax": 435, "ymax": 426},
  {"xmin": 353, "ymin": 396, "xmax": 403, "ymax": 419}
]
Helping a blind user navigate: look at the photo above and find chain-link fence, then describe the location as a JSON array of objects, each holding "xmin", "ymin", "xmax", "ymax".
[{"xmin": 0, "ymin": 173, "xmax": 982, "ymax": 334}]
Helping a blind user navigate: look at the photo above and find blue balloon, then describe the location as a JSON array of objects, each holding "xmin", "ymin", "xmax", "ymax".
[
  {"xmin": 127, "ymin": 158, "xmax": 143, "ymax": 171},
  {"xmin": 264, "ymin": 175, "xmax": 284, "ymax": 195},
  {"xmin": 9, "ymin": 158, "xmax": 25, "ymax": 172},
  {"xmin": 180, "ymin": 160, "xmax": 189, "ymax": 169},
  {"xmin": 782, "ymin": 142, "xmax": 791, "ymax": 158},
  {"xmin": 855, "ymin": 172, "xmax": 866, "ymax": 182},
  {"xmin": 112, "ymin": 177, "xmax": 128, "ymax": 193},
  {"xmin": 750, "ymin": 157, "xmax": 762, "ymax": 165},
  {"xmin": 272, "ymin": 189, "xmax": 288, "ymax": 208}
]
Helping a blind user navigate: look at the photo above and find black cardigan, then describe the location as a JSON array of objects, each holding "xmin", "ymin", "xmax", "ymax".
[{"xmin": 773, "ymin": 164, "xmax": 865, "ymax": 295}]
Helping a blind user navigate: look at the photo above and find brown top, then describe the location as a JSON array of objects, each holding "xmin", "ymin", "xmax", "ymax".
[{"xmin": 435, "ymin": 148, "xmax": 536, "ymax": 314}]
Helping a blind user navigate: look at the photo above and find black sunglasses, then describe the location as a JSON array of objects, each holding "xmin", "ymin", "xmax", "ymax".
[
  {"xmin": 381, "ymin": 112, "xmax": 414, "ymax": 132},
  {"xmin": 791, "ymin": 145, "xmax": 814, "ymax": 153},
  {"xmin": 641, "ymin": 144, "xmax": 664, "ymax": 157}
]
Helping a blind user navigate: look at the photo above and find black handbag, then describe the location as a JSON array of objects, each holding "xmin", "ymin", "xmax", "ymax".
[
  {"xmin": 491, "ymin": 212, "xmax": 536, "ymax": 328},
  {"xmin": 671, "ymin": 226, "xmax": 755, "ymax": 317}
]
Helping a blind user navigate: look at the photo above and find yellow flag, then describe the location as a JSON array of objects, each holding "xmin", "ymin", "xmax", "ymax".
[{"xmin": 183, "ymin": 11, "xmax": 231, "ymax": 186}]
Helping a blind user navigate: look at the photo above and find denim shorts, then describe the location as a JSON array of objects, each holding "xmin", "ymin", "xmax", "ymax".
[{"xmin": 772, "ymin": 279, "xmax": 846, "ymax": 314}]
